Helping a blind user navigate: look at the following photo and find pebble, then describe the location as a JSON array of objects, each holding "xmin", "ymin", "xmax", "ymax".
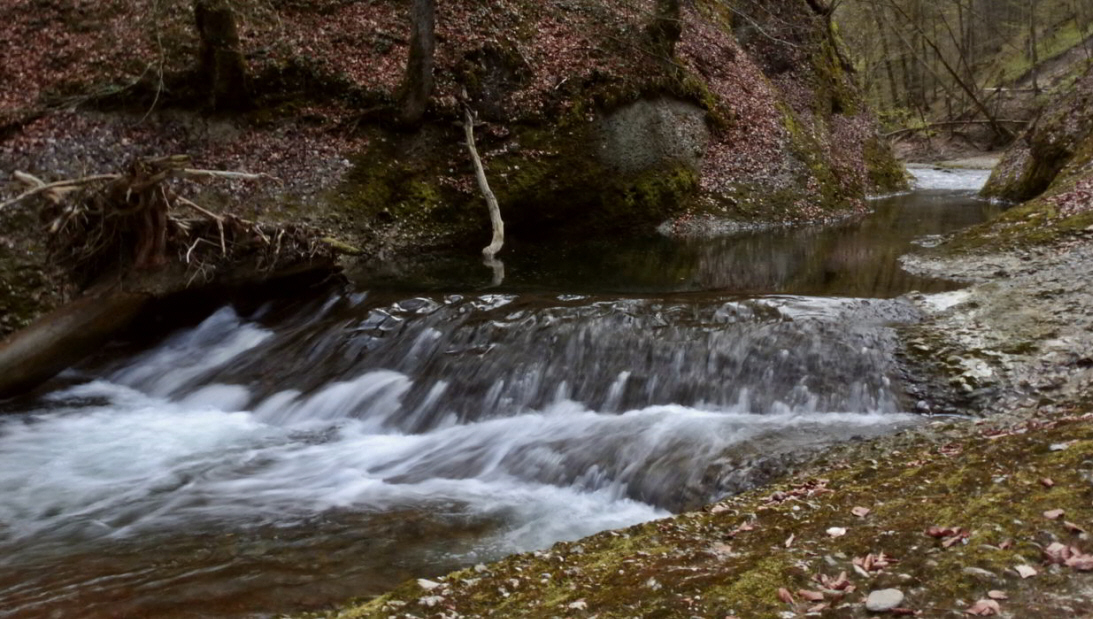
[
  {"xmin": 962, "ymin": 566, "xmax": 999, "ymax": 581},
  {"xmin": 865, "ymin": 588, "xmax": 904, "ymax": 612},
  {"xmin": 417, "ymin": 578, "xmax": 442, "ymax": 591}
]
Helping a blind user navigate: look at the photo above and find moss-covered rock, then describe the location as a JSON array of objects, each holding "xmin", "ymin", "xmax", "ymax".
[{"xmin": 982, "ymin": 63, "xmax": 1093, "ymax": 202}]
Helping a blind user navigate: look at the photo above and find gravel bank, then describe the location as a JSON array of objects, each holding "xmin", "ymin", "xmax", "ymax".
[{"xmin": 902, "ymin": 234, "xmax": 1093, "ymax": 418}]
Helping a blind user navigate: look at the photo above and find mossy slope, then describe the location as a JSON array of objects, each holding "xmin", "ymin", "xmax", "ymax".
[{"xmin": 331, "ymin": 0, "xmax": 907, "ymax": 250}]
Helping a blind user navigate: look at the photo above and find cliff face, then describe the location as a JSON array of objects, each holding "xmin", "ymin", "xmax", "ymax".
[{"xmin": 0, "ymin": 0, "xmax": 904, "ymax": 333}]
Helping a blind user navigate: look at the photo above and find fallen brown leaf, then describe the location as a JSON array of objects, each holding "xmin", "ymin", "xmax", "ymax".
[
  {"xmin": 853, "ymin": 552, "xmax": 896, "ymax": 572},
  {"xmin": 1063, "ymin": 521, "xmax": 1086, "ymax": 534},
  {"xmin": 942, "ymin": 529, "xmax": 970, "ymax": 548},
  {"xmin": 797, "ymin": 589, "xmax": 824, "ymax": 602},
  {"xmin": 939, "ymin": 443, "xmax": 963, "ymax": 456},
  {"xmin": 1039, "ymin": 478, "xmax": 1055, "ymax": 488},
  {"xmin": 851, "ymin": 506, "xmax": 871, "ymax": 518},
  {"xmin": 777, "ymin": 587, "xmax": 796, "ymax": 605},
  {"xmin": 986, "ymin": 590, "xmax": 1008, "ymax": 600},
  {"xmin": 1015, "ymin": 564, "xmax": 1038, "ymax": 578},
  {"xmin": 814, "ymin": 570, "xmax": 852, "ymax": 591},
  {"xmin": 1045, "ymin": 542, "xmax": 1073, "ymax": 564},
  {"xmin": 966, "ymin": 599, "xmax": 1001, "ymax": 616},
  {"xmin": 926, "ymin": 526, "xmax": 963, "ymax": 539},
  {"xmin": 807, "ymin": 602, "xmax": 830, "ymax": 612},
  {"xmin": 1066, "ymin": 553, "xmax": 1093, "ymax": 571},
  {"xmin": 826, "ymin": 527, "xmax": 847, "ymax": 538},
  {"xmin": 1043, "ymin": 509, "xmax": 1065, "ymax": 520},
  {"xmin": 999, "ymin": 539, "xmax": 1014, "ymax": 550}
]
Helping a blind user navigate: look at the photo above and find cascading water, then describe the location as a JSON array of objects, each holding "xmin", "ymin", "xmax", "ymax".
[{"xmin": 0, "ymin": 167, "xmax": 997, "ymax": 617}]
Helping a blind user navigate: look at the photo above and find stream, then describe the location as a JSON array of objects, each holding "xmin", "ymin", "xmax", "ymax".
[{"xmin": 0, "ymin": 166, "xmax": 997, "ymax": 618}]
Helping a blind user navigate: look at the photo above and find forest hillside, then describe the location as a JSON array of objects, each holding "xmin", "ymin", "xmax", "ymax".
[
  {"xmin": 836, "ymin": 0, "xmax": 1093, "ymax": 156},
  {"xmin": 0, "ymin": 0, "xmax": 906, "ymax": 340}
]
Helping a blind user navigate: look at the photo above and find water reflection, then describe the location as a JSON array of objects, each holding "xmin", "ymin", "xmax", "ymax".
[{"xmin": 358, "ymin": 188, "xmax": 1001, "ymax": 298}]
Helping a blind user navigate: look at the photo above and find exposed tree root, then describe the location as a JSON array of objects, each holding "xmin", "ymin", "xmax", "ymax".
[{"xmin": 3, "ymin": 155, "xmax": 354, "ymax": 287}]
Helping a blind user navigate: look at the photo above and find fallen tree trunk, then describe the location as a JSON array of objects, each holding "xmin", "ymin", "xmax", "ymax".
[{"xmin": 0, "ymin": 289, "xmax": 150, "ymax": 399}]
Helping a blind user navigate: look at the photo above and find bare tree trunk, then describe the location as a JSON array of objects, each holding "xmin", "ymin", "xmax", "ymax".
[
  {"xmin": 0, "ymin": 290, "xmax": 151, "ymax": 399},
  {"xmin": 194, "ymin": 0, "xmax": 250, "ymax": 111},
  {"xmin": 869, "ymin": 2, "xmax": 900, "ymax": 106},
  {"xmin": 648, "ymin": 0, "xmax": 682, "ymax": 58},
  {"xmin": 400, "ymin": 0, "xmax": 436, "ymax": 126},
  {"xmin": 463, "ymin": 107, "xmax": 504, "ymax": 258},
  {"xmin": 1028, "ymin": 0, "xmax": 1041, "ymax": 95}
]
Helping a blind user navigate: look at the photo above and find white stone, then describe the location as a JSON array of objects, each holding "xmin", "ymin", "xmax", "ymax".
[
  {"xmin": 865, "ymin": 588, "xmax": 904, "ymax": 612},
  {"xmin": 417, "ymin": 578, "xmax": 442, "ymax": 591}
]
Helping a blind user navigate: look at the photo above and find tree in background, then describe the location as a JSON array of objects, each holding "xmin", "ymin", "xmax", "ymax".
[
  {"xmin": 648, "ymin": 0, "xmax": 683, "ymax": 59},
  {"xmin": 837, "ymin": 0, "xmax": 1093, "ymax": 144},
  {"xmin": 194, "ymin": 0, "xmax": 251, "ymax": 111},
  {"xmin": 400, "ymin": 0, "xmax": 436, "ymax": 126}
]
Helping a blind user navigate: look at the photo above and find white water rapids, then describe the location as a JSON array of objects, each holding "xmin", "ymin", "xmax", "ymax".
[{"xmin": 0, "ymin": 167, "xmax": 994, "ymax": 617}]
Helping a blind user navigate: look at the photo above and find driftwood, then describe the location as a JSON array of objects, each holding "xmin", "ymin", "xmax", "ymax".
[
  {"xmin": 462, "ymin": 106, "xmax": 505, "ymax": 259},
  {"xmin": 0, "ymin": 155, "xmax": 360, "ymax": 400}
]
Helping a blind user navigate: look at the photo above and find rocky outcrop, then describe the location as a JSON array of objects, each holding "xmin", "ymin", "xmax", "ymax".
[
  {"xmin": 937, "ymin": 64, "xmax": 1093, "ymax": 255},
  {"xmin": 983, "ymin": 63, "xmax": 1093, "ymax": 202},
  {"xmin": 335, "ymin": 0, "xmax": 908, "ymax": 247}
]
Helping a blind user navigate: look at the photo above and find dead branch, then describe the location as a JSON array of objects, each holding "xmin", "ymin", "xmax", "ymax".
[
  {"xmin": 1, "ymin": 174, "xmax": 121, "ymax": 210},
  {"xmin": 463, "ymin": 106, "xmax": 504, "ymax": 259},
  {"xmin": 884, "ymin": 119, "xmax": 1028, "ymax": 139},
  {"xmin": 176, "ymin": 168, "xmax": 274, "ymax": 182}
]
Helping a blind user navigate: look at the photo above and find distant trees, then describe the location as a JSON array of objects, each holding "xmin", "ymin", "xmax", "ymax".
[{"xmin": 838, "ymin": 0, "xmax": 1093, "ymax": 141}]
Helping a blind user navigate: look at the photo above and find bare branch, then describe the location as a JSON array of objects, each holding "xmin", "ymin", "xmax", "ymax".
[{"xmin": 1, "ymin": 173, "xmax": 121, "ymax": 211}]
